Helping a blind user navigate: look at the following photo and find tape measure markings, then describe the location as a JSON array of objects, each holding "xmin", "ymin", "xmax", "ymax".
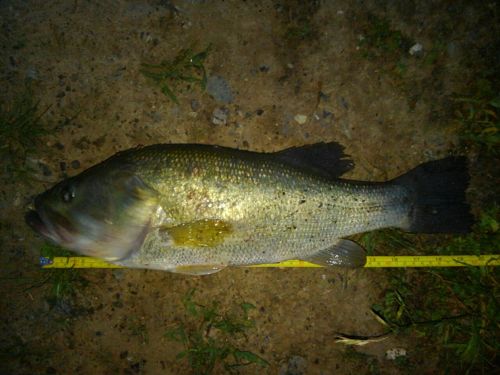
[{"xmin": 40, "ymin": 255, "xmax": 500, "ymax": 269}]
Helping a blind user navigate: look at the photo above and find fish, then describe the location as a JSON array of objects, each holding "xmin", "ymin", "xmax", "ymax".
[{"xmin": 26, "ymin": 142, "xmax": 473, "ymax": 275}]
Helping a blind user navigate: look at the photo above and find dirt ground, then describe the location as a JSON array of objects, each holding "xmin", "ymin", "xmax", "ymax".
[{"xmin": 1, "ymin": 1, "xmax": 498, "ymax": 374}]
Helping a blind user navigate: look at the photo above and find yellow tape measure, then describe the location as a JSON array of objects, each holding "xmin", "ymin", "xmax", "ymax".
[{"xmin": 41, "ymin": 255, "xmax": 500, "ymax": 269}]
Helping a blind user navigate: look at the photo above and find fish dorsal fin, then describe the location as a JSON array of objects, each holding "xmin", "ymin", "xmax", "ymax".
[
  {"xmin": 274, "ymin": 142, "xmax": 354, "ymax": 179},
  {"xmin": 305, "ymin": 239, "xmax": 366, "ymax": 267},
  {"xmin": 174, "ymin": 264, "xmax": 227, "ymax": 275}
]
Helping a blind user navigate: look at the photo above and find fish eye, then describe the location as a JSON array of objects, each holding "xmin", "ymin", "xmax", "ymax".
[{"xmin": 61, "ymin": 185, "xmax": 76, "ymax": 203}]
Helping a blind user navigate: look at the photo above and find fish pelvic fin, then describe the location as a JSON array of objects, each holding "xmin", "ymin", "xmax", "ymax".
[
  {"xmin": 304, "ymin": 239, "xmax": 366, "ymax": 268},
  {"xmin": 395, "ymin": 156, "xmax": 473, "ymax": 234},
  {"xmin": 173, "ymin": 264, "xmax": 227, "ymax": 275}
]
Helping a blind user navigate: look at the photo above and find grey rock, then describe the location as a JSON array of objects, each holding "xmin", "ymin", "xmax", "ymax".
[
  {"xmin": 322, "ymin": 110, "xmax": 333, "ymax": 119},
  {"xmin": 177, "ymin": 0, "xmax": 206, "ymax": 5},
  {"xmin": 409, "ymin": 43, "xmax": 424, "ymax": 57},
  {"xmin": 339, "ymin": 96, "xmax": 349, "ymax": 110},
  {"xmin": 212, "ymin": 107, "xmax": 229, "ymax": 125},
  {"xmin": 447, "ymin": 42, "xmax": 462, "ymax": 61},
  {"xmin": 25, "ymin": 157, "xmax": 54, "ymax": 182},
  {"xmin": 139, "ymin": 31, "xmax": 154, "ymax": 44},
  {"xmin": 279, "ymin": 356, "xmax": 307, "ymax": 375},
  {"xmin": 111, "ymin": 66, "xmax": 126, "ymax": 80},
  {"xmin": 259, "ymin": 64, "xmax": 270, "ymax": 72},
  {"xmin": 319, "ymin": 91, "xmax": 330, "ymax": 101},
  {"xmin": 126, "ymin": 3, "xmax": 156, "ymax": 18},
  {"xmin": 40, "ymin": 163, "xmax": 52, "ymax": 176},
  {"xmin": 294, "ymin": 114, "xmax": 307, "ymax": 124},
  {"xmin": 190, "ymin": 99, "xmax": 201, "ymax": 111},
  {"xmin": 26, "ymin": 67, "xmax": 39, "ymax": 80},
  {"xmin": 339, "ymin": 118, "xmax": 352, "ymax": 139},
  {"xmin": 112, "ymin": 269, "xmax": 126, "ymax": 281},
  {"xmin": 149, "ymin": 111, "xmax": 163, "ymax": 123},
  {"xmin": 207, "ymin": 75, "xmax": 233, "ymax": 104}
]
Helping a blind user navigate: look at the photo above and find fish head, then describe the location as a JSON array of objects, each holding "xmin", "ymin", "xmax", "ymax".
[{"xmin": 26, "ymin": 165, "xmax": 158, "ymax": 260}]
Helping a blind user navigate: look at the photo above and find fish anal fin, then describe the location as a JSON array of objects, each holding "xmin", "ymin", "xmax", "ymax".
[
  {"xmin": 174, "ymin": 264, "xmax": 227, "ymax": 275},
  {"xmin": 305, "ymin": 239, "xmax": 366, "ymax": 268}
]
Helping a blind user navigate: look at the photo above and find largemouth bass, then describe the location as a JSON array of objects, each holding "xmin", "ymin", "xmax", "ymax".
[{"xmin": 26, "ymin": 143, "xmax": 473, "ymax": 275}]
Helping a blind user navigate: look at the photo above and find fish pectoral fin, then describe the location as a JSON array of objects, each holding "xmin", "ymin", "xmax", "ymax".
[
  {"xmin": 304, "ymin": 239, "xmax": 366, "ymax": 268},
  {"xmin": 160, "ymin": 219, "xmax": 233, "ymax": 247},
  {"xmin": 173, "ymin": 264, "xmax": 227, "ymax": 275}
]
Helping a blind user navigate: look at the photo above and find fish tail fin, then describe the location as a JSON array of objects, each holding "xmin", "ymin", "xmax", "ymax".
[{"xmin": 395, "ymin": 156, "xmax": 473, "ymax": 233}]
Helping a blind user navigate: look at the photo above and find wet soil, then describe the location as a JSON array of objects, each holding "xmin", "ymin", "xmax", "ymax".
[{"xmin": 1, "ymin": 1, "xmax": 498, "ymax": 374}]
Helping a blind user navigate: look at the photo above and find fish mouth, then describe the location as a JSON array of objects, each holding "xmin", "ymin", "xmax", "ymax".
[
  {"xmin": 25, "ymin": 205, "xmax": 75, "ymax": 244},
  {"xmin": 25, "ymin": 209, "xmax": 52, "ymax": 238}
]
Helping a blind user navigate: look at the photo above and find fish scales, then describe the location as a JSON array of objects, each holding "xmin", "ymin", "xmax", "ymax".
[{"xmin": 117, "ymin": 145, "xmax": 409, "ymax": 268}]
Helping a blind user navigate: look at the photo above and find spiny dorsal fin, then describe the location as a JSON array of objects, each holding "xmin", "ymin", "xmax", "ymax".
[{"xmin": 274, "ymin": 142, "xmax": 353, "ymax": 179}]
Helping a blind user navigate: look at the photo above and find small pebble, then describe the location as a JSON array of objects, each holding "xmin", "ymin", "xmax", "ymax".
[
  {"xmin": 212, "ymin": 107, "xmax": 229, "ymax": 125},
  {"xmin": 259, "ymin": 64, "xmax": 270, "ymax": 72},
  {"xmin": 25, "ymin": 157, "xmax": 53, "ymax": 181},
  {"xmin": 40, "ymin": 163, "xmax": 52, "ymax": 176},
  {"xmin": 139, "ymin": 31, "xmax": 153, "ymax": 43},
  {"xmin": 447, "ymin": 42, "xmax": 461, "ymax": 60},
  {"xmin": 26, "ymin": 67, "xmax": 39, "ymax": 80},
  {"xmin": 256, "ymin": 109, "xmax": 264, "ymax": 116},
  {"xmin": 190, "ymin": 99, "xmax": 201, "ymax": 112},
  {"xmin": 13, "ymin": 192, "xmax": 22, "ymax": 207},
  {"xmin": 150, "ymin": 111, "xmax": 162, "ymax": 123},
  {"xmin": 279, "ymin": 355, "xmax": 307, "ymax": 375},
  {"xmin": 386, "ymin": 348, "xmax": 407, "ymax": 360},
  {"xmin": 339, "ymin": 97, "xmax": 349, "ymax": 110},
  {"xmin": 294, "ymin": 114, "xmax": 307, "ymax": 124},
  {"xmin": 319, "ymin": 91, "xmax": 330, "ymax": 101},
  {"xmin": 112, "ymin": 269, "xmax": 125, "ymax": 281},
  {"xmin": 70, "ymin": 160, "xmax": 81, "ymax": 169},
  {"xmin": 409, "ymin": 43, "xmax": 423, "ymax": 56},
  {"xmin": 207, "ymin": 75, "xmax": 233, "ymax": 104},
  {"xmin": 130, "ymin": 362, "xmax": 141, "ymax": 373}
]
